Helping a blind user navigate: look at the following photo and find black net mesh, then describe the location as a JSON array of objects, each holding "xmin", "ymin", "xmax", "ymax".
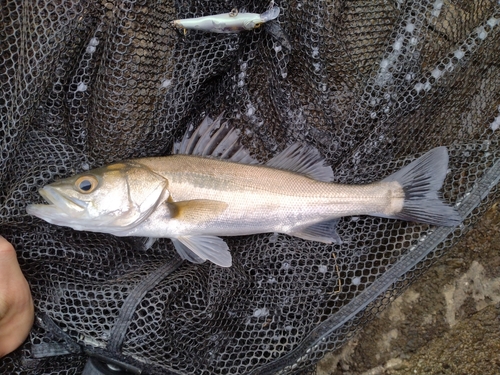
[{"xmin": 1, "ymin": 0, "xmax": 499, "ymax": 374}]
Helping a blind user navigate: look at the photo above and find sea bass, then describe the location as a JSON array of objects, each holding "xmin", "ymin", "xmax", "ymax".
[{"xmin": 27, "ymin": 115, "xmax": 461, "ymax": 267}]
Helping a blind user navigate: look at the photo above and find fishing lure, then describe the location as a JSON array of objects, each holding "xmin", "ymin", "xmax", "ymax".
[{"xmin": 171, "ymin": 7, "xmax": 280, "ymax": 34}]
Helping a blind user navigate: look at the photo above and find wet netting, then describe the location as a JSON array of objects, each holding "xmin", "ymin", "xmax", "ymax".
[{"xmin": 1, "ymin": 0, "xmax": 499, "ymax": 374}]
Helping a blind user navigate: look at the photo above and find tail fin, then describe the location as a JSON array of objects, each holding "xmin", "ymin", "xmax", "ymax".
[{"xmin": 381, "ymin": 147, "xmax": 461, "ymax": 226}]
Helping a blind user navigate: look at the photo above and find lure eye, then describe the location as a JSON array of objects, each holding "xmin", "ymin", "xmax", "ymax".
[{"xmin": 75, "ymin": 176, "xmax": 99, "ymax": 194}]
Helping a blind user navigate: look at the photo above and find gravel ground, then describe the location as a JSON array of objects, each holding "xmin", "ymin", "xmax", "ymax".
[{"xmin": 317, "ymin": 200, "xmax": 500, "ymax": 375}]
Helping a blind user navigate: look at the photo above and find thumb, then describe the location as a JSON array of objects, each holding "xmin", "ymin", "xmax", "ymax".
[{"xmin": 0, "ymin": 236, "xmax": 34, "ymax": 357}]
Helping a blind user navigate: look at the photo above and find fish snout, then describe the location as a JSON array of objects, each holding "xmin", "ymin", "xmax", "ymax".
[{"xmin": 39, "ymin": 186, "xmax": 87, "ymax": 212}]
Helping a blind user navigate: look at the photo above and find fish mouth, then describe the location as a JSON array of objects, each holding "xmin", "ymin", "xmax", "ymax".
[
  {"xmin": 26, "ymin": 186, "xmax": 88, "ymax": 224},
  {"xmin": 38, "ymin": 186, "xmax": 87, "ymax": 211}
]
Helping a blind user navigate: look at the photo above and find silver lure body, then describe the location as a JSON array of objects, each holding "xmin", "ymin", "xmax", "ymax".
[{"xmin": 172, "ymin": 7, "xmax": 280, "ymax": 33}]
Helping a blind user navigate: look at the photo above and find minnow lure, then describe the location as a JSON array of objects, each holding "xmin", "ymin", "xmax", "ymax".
[{"xmin": 171, "ymin": 7, "xmax": 280, "ymax": 34}]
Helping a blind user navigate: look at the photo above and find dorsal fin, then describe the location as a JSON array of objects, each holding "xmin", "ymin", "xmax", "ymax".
[
  {"xmin": 266, "ymin": 143, "xmax": 334, "ymax": 182},
  {"xmin": 173, "ymin": 114, "xmax": 257, "ymax": 164}
]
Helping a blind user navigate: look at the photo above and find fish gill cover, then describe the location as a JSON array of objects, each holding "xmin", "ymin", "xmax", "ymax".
[{"xmin": 0, "ymin": 0, "xmax": 499, "ymax": 374}]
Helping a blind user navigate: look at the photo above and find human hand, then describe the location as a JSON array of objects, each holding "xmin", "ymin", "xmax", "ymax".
[{"xmin": 0, "ymin": 236, "xmax": 34, "ymax": 357}]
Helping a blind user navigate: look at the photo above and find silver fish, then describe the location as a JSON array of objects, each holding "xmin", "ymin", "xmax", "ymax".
[
  {"xmin": 171, "ymin": 7, "xmax": 280, "ymax": 33},
  {"xmin": 27, "ymin": 115, "xmax": 461, "ymax": 267}
]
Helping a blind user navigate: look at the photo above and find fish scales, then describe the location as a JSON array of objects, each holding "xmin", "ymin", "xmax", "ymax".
[{"xmin": 131, "ymin": 155, "xmax": 403, "ymax": 237}]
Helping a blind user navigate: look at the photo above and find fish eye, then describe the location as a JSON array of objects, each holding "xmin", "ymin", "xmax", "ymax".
[{"xmin": 75, "ymin": 175, "xmax": 99, "ymax": 194}]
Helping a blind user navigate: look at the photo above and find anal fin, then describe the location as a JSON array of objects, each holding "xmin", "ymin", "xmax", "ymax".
[
  {"xmin": 172, "ymin": 235, "xmax": 232, "ymax": 267},
  {"xmin": 287, "ymin": 219, "xmax": 342, "ymax": 244}
]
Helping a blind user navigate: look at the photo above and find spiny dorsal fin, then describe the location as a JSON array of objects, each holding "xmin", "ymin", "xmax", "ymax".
[
  {"xmin": 266, "ymin": 143, "xmax": 334, "ymax": 182},
  {"xmin": 173, "ymin": 114, "xmax": 258, "ymax": 164}
]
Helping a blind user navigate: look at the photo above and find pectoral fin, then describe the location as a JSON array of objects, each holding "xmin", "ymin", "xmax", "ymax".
[
  {"xmin": 172, "ymin": 235, "xmax": 232, "ymax": 267},
  {"xmin": 288, "ymin": 219, "xmax": 342, "ymax": 244},
  {"xmin": 167, "ymin": 199, "xmax": 228, "ymax": 221}
]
